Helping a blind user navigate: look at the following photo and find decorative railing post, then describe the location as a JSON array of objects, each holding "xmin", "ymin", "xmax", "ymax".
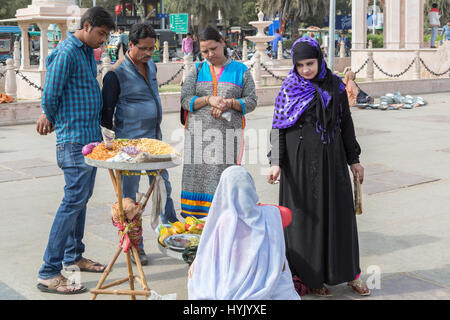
[
  {"xmin": 277, "ymin": 40, "xmax": 283, "ymax": 60},
  {"xmin": 340, "ymin": 40, "xmax": 346, "ymax": 58},
  {"xmin": 242, "ymin": 41, "xmax": 248, "ymax": 62},
  {"xmin": 13, "ymin": 41, "xmax": 20, "ymax": 69},
  {"xmin": 252, "ymin": 52, "xmax": 261, "ymax": 89},
  {"xmin": 366, "ymin": 51, "xmax": 374, "ymax": 82},
  {"xmin": 413, "ymin": 50, "xmax": 421, "ymax": 80},
  {"xmin": 163, "ymin": 41, "xmax": 169, "ymax": 63},
  {"xmin": 183, "ymin": 53, "xmax": 193, "ymax": 82},
  {"xmin": 101, "ymin": 56, "xmax": 113, "ymax": 80},
  {"xmin": 5, "ymin": 59, "xmax": 17, "ymax": 100}
]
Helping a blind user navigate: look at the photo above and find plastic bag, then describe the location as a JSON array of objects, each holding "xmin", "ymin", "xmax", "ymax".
[
  {"xmin": 148, "ymin": 290, "xmax": 177, "ymax": 300},
  {"xmin": 221, "ymin": 110, "xmax": 232, "ymax": 122},
  {"xmin": 150, "ymin": 174, "xmax": 167, "ymax": 232},
  {"xmin": 101, "ymin": 126, "xmax": 115, "ymax": 149}
]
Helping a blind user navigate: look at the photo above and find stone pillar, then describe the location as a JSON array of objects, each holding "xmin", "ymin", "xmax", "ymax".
[
  {"xmin": 351, "ymin": 0, "xmax": 368, "ymax": 49},
  {"xmin": 404, "ymin": 0, "xmax": 423, "ymax": 49},
  {"xmin": 5, "ymin": 59, "xmax": 17, "ymax": 100},
  {"xmin": 13, "ymin": 41, "xmax": 20, "ymax": 68},
  {"xmin": 101, "ymin": 56, "xmax": 113, "ymax": 80},
  {"xmin": 368, "ymin": 40, "xmax": 373, "ymax": 49},
  {"xmin": 277, "ymin": 41, "xmax": 283, "ymax": 60},
  {"xmin": 183, "ymin": 53, "xmax": 193, "ymax": 82},
  {"xmin": 340, "ymin": 40, "xmax": 346, "ymax": 58},
  {"xmin": 163, "ymin": 41, "xmax": 169, "ymax": 63},
  {"xmin": 384, "ymin": 0, "xmax": 402, "ymax": 49},
  {"xmin": 58, "ymin": 23, "xmax": 68, "ymax": 42},
  {"xmin": 413, "ymin": 50, "xmax": 421, "ymax": 80},
  {"xmin": 242, "ymin": 41, "xmax": 248, "ymax": 62},
  {"xmin": 366, "ymin": 51, "xmax": 374, "ymax": 82},
  {"xmin": 37, "ymin": 22, "xmax": 50, "ymax": 72},
  {"xmin": 19, "ymin": 23, "xmax": 31, "ymax": 70},
  {"xmin": 252, "ymin": 52, "xmax": 261, "ymax": 89}
]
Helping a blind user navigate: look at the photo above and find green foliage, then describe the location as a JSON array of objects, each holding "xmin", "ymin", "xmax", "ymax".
[
  {"xmin": 367, "ymin": 34, "xmax": 383, "ymax": 48},
  {"xmin": 0, "ymin": 0, "xmax": 32, "ymax": 22},
  {"xmin": 283, "ymin": 39, "xmax": 293, "ymax": 51},
  {"xmin": 423, "ymin": 34, "xmax": 444, "ymax": 43},
  {"xmin": 234, "ymin": 0, "xmax": 258, "ymax": 27}
]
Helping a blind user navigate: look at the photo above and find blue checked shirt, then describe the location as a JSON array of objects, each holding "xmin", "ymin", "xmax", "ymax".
[{"xmin": 42, "ymin": 34, "xmax": 103, "ymax": 146}]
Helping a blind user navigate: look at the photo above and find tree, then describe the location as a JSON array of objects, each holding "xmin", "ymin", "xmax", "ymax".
[
  {"xmin": 258, "ymin": 0, "xmax": 329, "ymax": 39},
  {"xmin": 0, "ymin": 0, "xmax": 32, "ymax": 22},
  {"xmin": 232, "ymin": 0, "xmax": 258, "ymax": 27}
]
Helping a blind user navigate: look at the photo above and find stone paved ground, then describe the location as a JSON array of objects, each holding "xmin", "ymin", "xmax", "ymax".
[{"xmin": 0, "ymin": 91, "xmax": 449, "ymax": 300}]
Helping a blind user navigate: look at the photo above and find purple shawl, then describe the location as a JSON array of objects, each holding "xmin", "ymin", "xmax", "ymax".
[{"xmin": 272, "ymin": 37, "xmax": 345, "ymax": 131}]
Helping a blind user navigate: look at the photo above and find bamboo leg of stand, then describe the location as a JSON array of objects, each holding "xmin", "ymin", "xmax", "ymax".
[
  {"xmin": 109, "ymin": 169, "xmax": 118, "ymax": 195},
  {"xmin": 115, "ymin": 170, "xmax": 124, "ymax": 224},
  {"xmin": 131, "ymin": 245, "xmax": 150, "ymax": 299},
  {"xmin": 125, "ymin": 250, "xmax": 136, "ymax": 300},
  {"xmin": 115, "ymin": 170, "xmax": 136, "ymax": 300},
  {"xmin": 90, "ymin": 245, "xmax": 123, "ymax": 300},
  {"xmin": 141, "ymin": 169, "xmax": 162, "ymax": 210}
]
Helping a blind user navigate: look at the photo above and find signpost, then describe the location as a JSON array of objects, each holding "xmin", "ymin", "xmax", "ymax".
[{"xmin": 169, "ymin": 13, "xmax": 189, "ymax": 34}]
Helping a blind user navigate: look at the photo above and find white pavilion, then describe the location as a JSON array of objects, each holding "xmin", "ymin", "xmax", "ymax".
[
  {"xmin": 351, "ymin": 0, "xmax": 449, "ymax": 80},
  {"xmin": 0, "ymin": 0, "xmax": 86, "ymax": 99}
]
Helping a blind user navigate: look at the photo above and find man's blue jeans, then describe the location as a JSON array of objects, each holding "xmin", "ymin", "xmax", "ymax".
[
  {"xmin": 122, "ymin": 169, "xmax": 178, "ymax": 250},
  {"xmin": 38, "ymin": 143, "xmax": 97, "ymax": 279},
  {"xmin": 431, "ymin": 26, "xmax": 438, "ymax": 47}
]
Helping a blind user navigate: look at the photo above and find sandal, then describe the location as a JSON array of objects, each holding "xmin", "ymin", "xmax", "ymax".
[
  {"xmin": 310, "ymin": 285, "xmax": 332, "ymax": 297},
  {"xmin": 65, "ymin": 258, "xmax": 107, "ymax": 273},
  {"xmin": 37, "ymin": 275, "xmax": 87, "ymax": 295},
  {"xmin": 348, "ymin": 278, "xmax": 371, "ymax": 296}
]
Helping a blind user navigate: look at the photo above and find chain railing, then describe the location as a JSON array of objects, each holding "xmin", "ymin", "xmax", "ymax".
[
  {"xmin": 353, "ymin": 58, "xmax": 369, "ymax": 75},
  {"xmin": 352, "ymin": 51, "xmax": 450, "ymax": 79},
  {"xmin": 419, "ymin": 58, "xmax": 450, "ymax": 77},
  {"xmin": 259, "ymin": 63, "xmax": 286, "ymax": 81},
  {"xmin": 158, "ymin": 64, "xmax": 185, "ymax": 88},
  {"xmin": 15, "ymin": 69, "xmax": 44, "ymax": 92},
  {"xmin": 0, "ymin": 70, "xmax": 6, "ymax": 80},
  {"xmin": 373, "ymin": 58, "xmax": 416, "ymax": 78}
]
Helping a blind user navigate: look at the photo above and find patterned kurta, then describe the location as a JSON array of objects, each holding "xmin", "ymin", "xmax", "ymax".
[{"xmin": 180, "ymin": 58, "xmax": 257, "ymax": 218}]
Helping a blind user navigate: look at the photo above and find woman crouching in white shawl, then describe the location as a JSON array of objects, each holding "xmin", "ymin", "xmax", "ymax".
[{"xmin": 188, "ymin": 165, "xmax": 300, "ymax": 300}]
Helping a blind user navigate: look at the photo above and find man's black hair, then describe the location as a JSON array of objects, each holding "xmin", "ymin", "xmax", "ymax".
[
  {"xmin": 118, "ymin": 26, "xmax": 125, "ymax": 31},
  {"xmin": 129, "ymin": 22, "xmax": 157, "ymax": 45},
  {"xmin": 432, "ymin": 3, "xmax": 438, "ymax": 8},
  {"xmin": 79, "ymin": 6, "xmax": 115, "ymax": 31}
]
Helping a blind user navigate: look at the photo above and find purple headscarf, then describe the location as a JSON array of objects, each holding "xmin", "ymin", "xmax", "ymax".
[{"xmin": 272, "ymin": 37, "xmax": 345, "ymax": 131}]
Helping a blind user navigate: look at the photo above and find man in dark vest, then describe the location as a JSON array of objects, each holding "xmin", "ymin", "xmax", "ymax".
[{"xmin": 101, "ymin": 22, "xmax": 178, "ymax": 265}]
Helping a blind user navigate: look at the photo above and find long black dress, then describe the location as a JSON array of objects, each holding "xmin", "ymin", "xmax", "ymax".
[{"xmin": 270, "ymin": 82, "xmax": 362, "ymax": 289}]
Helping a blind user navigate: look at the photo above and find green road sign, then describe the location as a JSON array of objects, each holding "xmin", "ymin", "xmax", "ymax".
[{"xmin": 169, "ymin": 13, "xmax": 189, "ymax": 34}]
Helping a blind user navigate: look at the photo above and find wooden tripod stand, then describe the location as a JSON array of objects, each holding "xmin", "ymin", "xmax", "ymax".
[{"xmin": 90, "ymin": 169, "xmax": 161, "ymax": 300}]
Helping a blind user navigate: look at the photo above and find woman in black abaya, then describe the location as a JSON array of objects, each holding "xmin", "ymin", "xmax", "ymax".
[{"xmin": 267, "ymin": 37, "xmax": 370, "ymax": 296}]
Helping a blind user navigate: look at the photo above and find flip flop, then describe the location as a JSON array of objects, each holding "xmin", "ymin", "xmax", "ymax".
[
  {"xmin": 37, "ymin": 275, "xmax": 87, "ymax": 295},
  {"xmin": 64, "ymin": 258, "xmax": 107, "ymax": 273}
]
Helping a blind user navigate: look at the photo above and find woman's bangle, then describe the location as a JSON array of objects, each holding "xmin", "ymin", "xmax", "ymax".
[{"xmin": 205, "ymin": 96, "xmax": 210, "ymax": 105}]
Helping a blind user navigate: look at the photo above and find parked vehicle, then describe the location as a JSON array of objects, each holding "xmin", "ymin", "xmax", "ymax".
[{"xmin": 154, "ymin": 29, "xmax": 177, "ymax": 60}]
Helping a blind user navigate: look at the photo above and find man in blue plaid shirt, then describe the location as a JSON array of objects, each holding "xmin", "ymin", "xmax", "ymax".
[{"xmin": 35, "ymin": 7, "xmax": 115, "ymax": 295}]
